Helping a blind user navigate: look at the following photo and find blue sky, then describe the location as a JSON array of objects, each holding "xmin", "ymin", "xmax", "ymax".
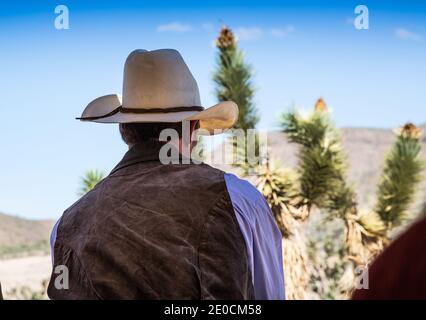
[{"xmin": 0, "ymin": 0, "xmax": 425, "ymax": 219}]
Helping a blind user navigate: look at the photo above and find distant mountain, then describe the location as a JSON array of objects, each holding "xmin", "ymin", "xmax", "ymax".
[{"xmin": 0, "ymin": 213, "xmax": 54, "ymax": 258}]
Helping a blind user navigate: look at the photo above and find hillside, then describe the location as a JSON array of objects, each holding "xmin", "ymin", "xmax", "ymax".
[{"xmin": 0, "ymin": 213, "xmax": 54, "ymax": 258}]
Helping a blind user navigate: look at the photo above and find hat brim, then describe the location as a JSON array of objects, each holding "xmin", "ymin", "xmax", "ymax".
[{"xmin": 79, "ymin": 94, "xmax": 238, "ymax": 135}]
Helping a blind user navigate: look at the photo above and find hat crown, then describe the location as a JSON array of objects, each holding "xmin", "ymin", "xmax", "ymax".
[
  {"xmin": 122, "ymin": 49, "xmax": 201, "ymax": 109},
  {"xmin": 79, "ymin": 48, "xmax": 238, "ymax": 134}
]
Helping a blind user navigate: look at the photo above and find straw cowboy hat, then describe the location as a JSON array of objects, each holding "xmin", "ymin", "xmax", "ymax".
[{"xmin": 78, "ymin": 49, "xmax": 238, "ymax": 134}]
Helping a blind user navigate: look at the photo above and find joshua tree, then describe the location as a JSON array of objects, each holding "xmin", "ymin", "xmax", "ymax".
[
  {"xmin": 214, "ymin": 26, "xmax": 259, "ymax": 131},
  {"xmin": 281, "ymin": 98, "xmax": 424, "ymax": 297},
  {"xmin": 374, "ymin": 123, "xmax": 424, "ymax": 230},
  {"xmin": 279, "ymin": 99, "xmax": 352, "ymax": 298},
  {"xmin": 78, "ymin": 169, "xmax": 105, "ymax": 196}
]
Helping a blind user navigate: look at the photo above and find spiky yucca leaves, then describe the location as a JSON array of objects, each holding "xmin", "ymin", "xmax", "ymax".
[
  {"xmin": 346, "ymin": 123, "xmax": 424, "ymax": 265},
  {"xmin": 374, "ymin": 123, "xmax": 424, "ymax": 229},
  {"xmin": 280, "ymin": 99, "xmax": 392, "ymax": 298},
  {"xmin": 279, "ymin": 101, "xmax": 357, "ymax": 298},
  {"xmin": 214, "ymin": 26, "xmax": 259, "ymax": 131},
  {"xmin": 281, "ymin": 100, "xmax": 385, "ymax": 248},
  {"xmin": 281, "ymin": 100, "xmax": 424, "ymax": 298},
  {"xmin": 255, "ymin": 161, "xmax": 305, "ymax": 234},
  {"xmin": 255, "ymin": 161, "xmax": 309, "ymax": 299},
  {"xmin": 344, "ymin": 209, "xmax": 386, "ymax": 265},
  {"xmin": 78, "ymin": 169, "xmax": 105, "ymax": 196},
  {"xmin": 281, "ymin": 103, "xmax": 350, "ymax": 212}
]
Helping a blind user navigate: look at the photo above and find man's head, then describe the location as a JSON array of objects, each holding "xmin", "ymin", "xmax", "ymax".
[
  {"xmin": 119, "ymin": 121, "xmax": 199, "ymax": 149},
  {"xmin": 78, "ymin": 49, "xmax": 238, "ymax": 134}
]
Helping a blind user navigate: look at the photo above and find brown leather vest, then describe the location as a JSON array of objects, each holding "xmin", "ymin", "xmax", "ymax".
[{"xmin": 48, "ymin": 141, "xmax": 254, "ymax": 299}]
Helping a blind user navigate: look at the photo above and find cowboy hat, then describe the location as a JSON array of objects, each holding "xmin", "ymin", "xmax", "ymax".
[{"xmin": 78, "ymin": 49, "xmax": 238, "ymax": 134}]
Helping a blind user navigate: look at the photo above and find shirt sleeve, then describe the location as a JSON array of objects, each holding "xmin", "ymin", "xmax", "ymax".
[
  {"xmin": 224, "ymin": 173, "xmax": 285, "ymax": 300},
  {"xmin": 50, "ymin": 217, "xmax": 62, "ymax": 265}
]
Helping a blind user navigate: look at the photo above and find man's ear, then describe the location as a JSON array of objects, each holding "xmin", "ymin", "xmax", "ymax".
[{"xmin": 190, "ymin": 120, "xmax": 200, "ymax": 134}]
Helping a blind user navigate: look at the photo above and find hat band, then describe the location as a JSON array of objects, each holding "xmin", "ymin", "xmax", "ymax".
[{"xmin": 77, "ymin": 105, "xmax": 204, "ymax": 121}]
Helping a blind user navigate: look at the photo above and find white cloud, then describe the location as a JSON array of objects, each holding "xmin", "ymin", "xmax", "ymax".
[
  {"xmin": 201, "ymin": 22, "xmax": 214, "ymax": 32},
  {"xmin": 234, "ymin": 27, "xmax": 263, "ymax": 41},
  {"xmin": 231, "ymin": 25, "xmax": 296, "ymax": 42},
  {"xmin": 395, "ymin": 28, "xmax": 422, "ymax": 41},
  {"xmin": 156, "ymin": 22, "xmax": 192, "ymax": 33},
  {"xmin": 270, "ymin": 25, "xmax": 295, "ymax": 38}
]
